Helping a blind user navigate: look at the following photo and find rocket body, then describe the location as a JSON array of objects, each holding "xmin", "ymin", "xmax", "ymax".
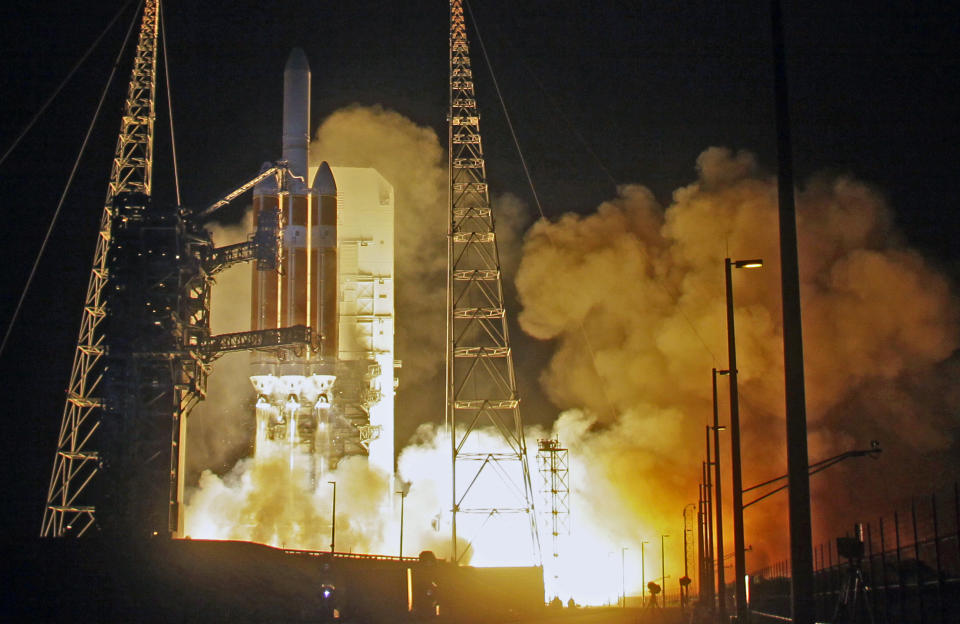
[
  {"xmin": 247, "ymin": 49, "xmax": 395, "ymax": 491},
  {"xmin": 249, "ymin": 50, "xmax": 338, "ymax": 474},
  {"xmin": 251, "ymin": 49, "xmax": 337, "ymax": 368}
]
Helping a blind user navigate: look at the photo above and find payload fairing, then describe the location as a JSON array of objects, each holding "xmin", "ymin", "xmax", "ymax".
[{"xmin": 247, "ymin": 48, "xmax": 395, "ymax": 485}]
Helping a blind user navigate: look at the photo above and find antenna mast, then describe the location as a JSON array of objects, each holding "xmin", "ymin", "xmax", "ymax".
[{"xmin": 446, "ymin": 0, "xmax": 540, "ymax": 564}]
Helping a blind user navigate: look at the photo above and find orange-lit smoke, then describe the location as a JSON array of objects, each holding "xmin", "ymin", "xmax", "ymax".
[
  {"xmin": 516, "ymin": 147, "xmax": 959, "ymax": 587},
  {"xmin": 185, "ymin": 109, "xmax": 959, "ymax": 605},
  {"xmin": 185, "ymin": 106, "xmax": 458, "ymax": 559}
]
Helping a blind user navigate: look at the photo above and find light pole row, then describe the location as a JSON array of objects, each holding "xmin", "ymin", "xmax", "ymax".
[
  {"xmin": 694, "ymin": 258, "xmax": 762, "ymax": 622},
  {"xmin": 327, "ymin": 482, "xmax": 410, "ymax": 559},
  {"xmin": 726, "ymin": 257, "xmax": 763, "ymax": 623}
]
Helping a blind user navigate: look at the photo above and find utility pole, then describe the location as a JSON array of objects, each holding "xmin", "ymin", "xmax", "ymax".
[{"xmin": 771, "ymin": 2, "xmax": 815, "ymax": 622}]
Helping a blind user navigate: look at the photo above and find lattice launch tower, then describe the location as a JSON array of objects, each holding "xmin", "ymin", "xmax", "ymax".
[{"xmin": 446, "ymin": 0, "xmax": 540, "ymax": 564}]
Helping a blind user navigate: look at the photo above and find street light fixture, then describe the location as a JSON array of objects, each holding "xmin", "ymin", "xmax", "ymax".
[
  {"xmin": 712, "ymin": 367, "xmax": 729, "ymax": 620},
  {"xmin": 621, "ymin": 547, "xmax": 629, "ymax": 608},
  {"xmin": 661, "ymin": 534, "xmax": 670, "ymax": 609},
  {"xmin": 682, "ymin": 504, "xmax": 696, "ymax": 609},
  {"xmin": 725, "ymin": 257, "xmax": 762, "ymax": 622},
  {"xmin": 641, "ymin": 540, "xmax": 649, "ymax": 607},
  {"xmin": 397, "ymin": 489, "xmax": 408, "ymax": 558},
  {"xmin": 328, "ymin": 481, "xmax": 337, "ymax": 553}
]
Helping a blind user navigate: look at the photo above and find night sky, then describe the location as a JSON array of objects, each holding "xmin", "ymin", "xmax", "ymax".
[{"xmin": 3, "ymin": 0, "xmax": 959, "ymax": 547}]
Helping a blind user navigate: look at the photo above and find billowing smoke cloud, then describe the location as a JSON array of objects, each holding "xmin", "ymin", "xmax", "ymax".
[
  {"xmin": 307, "ymin": 105, "xmax": 529, "ymax": 439},
  {"xmin": 185, "ymin": 105, "xmax": 500, "ymax": 566},
  {"xmin": 516, "ymin": 147, "xmax": 960, "ymax": 571},
  {"xmin": 186, "ymin": 109, "xmax": 958, "ymax": 599},
  {"xmin": 310, "ymin": 105, "xmax": 447, "ymax": 388},
  {"xmin": 186, "ymin": 215, "xmax": 256, "ymax": 478}
]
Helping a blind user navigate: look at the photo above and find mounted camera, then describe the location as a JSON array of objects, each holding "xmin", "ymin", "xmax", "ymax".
[{"xmin": 837, "ymin": 523, "xmax": 865, "ymax": 560}]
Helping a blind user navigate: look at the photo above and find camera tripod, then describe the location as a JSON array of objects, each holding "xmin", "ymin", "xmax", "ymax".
[{"xmin": 831, "ymin": 559, "xmax": 874, "ymax": 624}]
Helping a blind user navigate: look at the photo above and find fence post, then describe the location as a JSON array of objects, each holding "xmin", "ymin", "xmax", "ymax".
[
  {"xmin": 912, "ymin": 498, "xmax": 925, "ymax": 624},
  {"xmin": 817, "ymin": 542, "xmax": 824, "ymax": 617},
  {"xmin": 896, "ymin": 510, "xmax": 905, "ymax": 623},
  {"xmin": 867, "ymin": 521, "xmax": 878, "ymax": 620},
  {"xmin": 880, "ymin": 517, "xmax": 889, "ymax": 623},
  {"xmin": 932, "ymin": 494, "xmax": 944, "ymax": 624}
]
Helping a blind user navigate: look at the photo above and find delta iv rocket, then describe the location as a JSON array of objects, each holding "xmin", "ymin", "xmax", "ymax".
[
  {"xmin": 245, "ymin": 48, "xmax": 396, "ymax": 489},
  {"xmin": 249, "ymin": 48, "xmax": 339, "ymax": 473},
  {"xmin": 251, "ymin": 48, "xmax": 337, "ymax": 363}
]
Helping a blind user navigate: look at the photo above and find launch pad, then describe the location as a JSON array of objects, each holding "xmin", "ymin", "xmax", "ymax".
[
  {"xmin": 12, "ymin": 538, "xmax": 544, "ymax": 623},
  {"xmin": 40, "ymin": 4, "xmax": 542, "ymax": 611}
]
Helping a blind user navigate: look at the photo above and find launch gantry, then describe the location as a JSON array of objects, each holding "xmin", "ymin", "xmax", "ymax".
[
  {"xmin": 446, "ymin": 0, "xmax": 541, "ymax": 564},
  {"xmin": 41, "ymin": 1, "xmax": 162, "ymax": 538},
  {"xmin": 40, "ymin": 0, "xmax": 313, "ymax": 538}
]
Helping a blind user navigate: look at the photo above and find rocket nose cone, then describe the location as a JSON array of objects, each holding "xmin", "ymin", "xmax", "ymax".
[
  {"xmin": 312, "ymin": 161, "xmax": 337, "ymax": 196},
  {"xmin": 285, "ymin": 47, "xmax": 310, "ymax": 73}
]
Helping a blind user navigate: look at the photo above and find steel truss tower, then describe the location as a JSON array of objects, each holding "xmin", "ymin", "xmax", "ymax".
[
  {"xmin": 446, "ymin": 0, "xmax": 540, "ymax": 564},
  {"xmin": 536, "ymin": 438, "xmax": 570, "ymax": 574},
  {"xmin": 42, "ymin": 0, "xmax": 162, "ymax": 538}
]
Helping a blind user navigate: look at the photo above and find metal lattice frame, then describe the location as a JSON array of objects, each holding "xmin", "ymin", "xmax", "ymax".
[
  {"xmin": 536, "ymin": 439, "xmax": 570, "ymax": 568},
  {"xmin": 41, "ymin": 0, "xmax": 160, "ymax": 537},
  {"xmin": 446, "ymin": 0, "xmax": 540, "ymax": 564}
]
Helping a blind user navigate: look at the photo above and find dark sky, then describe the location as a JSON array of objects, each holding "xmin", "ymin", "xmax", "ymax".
[{"xmin": 3, "ymin": 0, "xmax": 959, "ymax": 544}]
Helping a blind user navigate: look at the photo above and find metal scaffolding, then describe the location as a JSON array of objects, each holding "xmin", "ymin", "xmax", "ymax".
[
  {"xmin": 41, "ymin": 0, "xmax": 162, "ymax": 538},
  {"xmin": 537, "ymin": 439, "xmax": 570, "ymax": 573},
  {"xmin": 39, "ymin": 0, "xmax": 294, "ymax": 538},
  {"xmin": 446, "ymin": 0, "xmax": 540, "ymax": 564}
]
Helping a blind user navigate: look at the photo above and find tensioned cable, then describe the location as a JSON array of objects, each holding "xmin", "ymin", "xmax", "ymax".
[
  {"xmin": 464, "ymin": 1, "xmax": 544, "ymax": 218},
  {"xmin": 465, "ymin": 0, "xmax": 619, "ymax": 419},
  {"xmin": 508, "ymin": 25, "xmax": 719, "ymax": 366},
  {"xmin": 511, "ymin": 52, "xmax": 619, "ymax": 190},
  {"xmin": 466, "ymin": 2, "xmax": 719, "ymax": 419},
  {"xmin": 0, "ymin": 0, "xmax": 134, "ymax": 170},
  {"xmin": 159, "ymin": 2, "xmax": 181, "ymax": 206},
  {"xmin": 0, "ymin": 1, "xmax": 143, "ymax": 361}
]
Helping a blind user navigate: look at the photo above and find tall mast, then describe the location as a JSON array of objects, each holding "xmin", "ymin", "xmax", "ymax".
[
  {"xmin": 446, "ymin": 0, "xmax": 540, "ymax": 564},
  {"xmin": 41, "ymin": 0, "xmax": 161, "ymax": 537}
]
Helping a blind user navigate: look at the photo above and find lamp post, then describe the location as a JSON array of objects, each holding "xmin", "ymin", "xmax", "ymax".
[
  {"xmin": 725, "ymin": 257, "xmax": 762, "ymax": 622},
  {"xmin": 397, "ymin": 489, "xmax": 407, "ymax": 558},
  {"xmin": 712, "ymin": 367, "xmax": 729, "ymax": 619},
  {"xmin": 698, "ymin": 486, "xmax": 706, "ymax": 602},
  {"xmin": 661, "ymin": 534, "xmax": 670, "ymax": 608},
  {"xmin": 683, "ymin": 504, "xmax": 696, "ymax": 609},
  {"xmin": 704, "ymin": 434, "xmax": 714, "ymax": 608},
  {"xmin": 621, "ymin": 547, "xmax": 629, "ymax": 608},
  {"xmin": 641, "ymin": 540, "xmax": 648, "ymax": 607},
  {"xmin": 328, "ymin": 480, "xmax": 337, "ymax": 553}
]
